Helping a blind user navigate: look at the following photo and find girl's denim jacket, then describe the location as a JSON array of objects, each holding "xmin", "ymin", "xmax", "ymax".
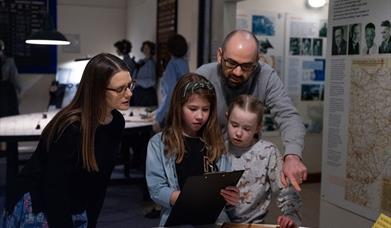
[{"xmin": 145, "ymin": 132, "xmax": 232, "ymax": 226}]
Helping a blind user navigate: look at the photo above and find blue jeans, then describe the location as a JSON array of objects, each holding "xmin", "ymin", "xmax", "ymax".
[{"xmin": 2, "ymin": 192, "xmax": 87, "ymax": 228}]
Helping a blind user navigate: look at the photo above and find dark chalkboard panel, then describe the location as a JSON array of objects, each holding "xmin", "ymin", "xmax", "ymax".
[
  {"xmin": 0, "ymin": 0, "xmax": 57, "ymax": 74},
  {"xmin": 156, "ymin": 0, "xmax": 177, "ymax": 77}
]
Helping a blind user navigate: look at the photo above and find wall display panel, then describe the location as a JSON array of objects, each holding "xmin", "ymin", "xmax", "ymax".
[
  {"xmin": 0, "ymin": 0, "xmax": 57, "ymax": 73},
  {"xmin": 284, "ymin": 14, "xmax": 327, "ymax": 134},
  {"xmin": 321, "ymin": 0, "xmax": 391, "ymax": 222}
]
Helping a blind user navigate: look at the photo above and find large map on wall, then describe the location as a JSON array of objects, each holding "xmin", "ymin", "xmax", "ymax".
[
  {"xmin": 345, "ymin": 59, "xmax": 391, "ymax": 215},
  {"xmin": 321, "ymin": 0, "xmax": 391, "ymax": 221}
]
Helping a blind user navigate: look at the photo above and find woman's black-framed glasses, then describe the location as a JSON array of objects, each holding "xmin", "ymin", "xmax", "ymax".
[{"xmin": 106, "ymin": 81, "xmax": 136, "ymax": 95}]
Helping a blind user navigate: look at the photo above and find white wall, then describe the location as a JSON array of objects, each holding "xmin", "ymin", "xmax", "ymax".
[
  {"xmin": 320, "ymin": 200, "xmax": 373, "ymax": 228},
  {"xmin": 58, "ymin": 0, "xmax": 127, "ymax": 63},
  {"xmin": 177, "ymin": 0, "xmax": 199, "ymax": 71},
  {"xmin": 126, "ymin": 0, "xmax": 157, "ymax": 61}
]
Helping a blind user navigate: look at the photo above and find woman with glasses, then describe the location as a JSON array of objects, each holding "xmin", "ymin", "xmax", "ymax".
[
  {"xmin": 196, "ymin": 29, "xmax": 307, "ymax": 193},
  {"xmin": 3, "ymin": 53, "xmax": 133, "ymax": 228}
]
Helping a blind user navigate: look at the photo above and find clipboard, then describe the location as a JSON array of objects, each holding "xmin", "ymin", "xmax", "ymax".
[{"xmin": 165, "ymin": 170, "xmax": 244, "ymax": 227}]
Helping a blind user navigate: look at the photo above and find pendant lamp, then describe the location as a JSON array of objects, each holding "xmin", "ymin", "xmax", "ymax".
[{"xmin": 25, "ymin": 4, "xmax": 70, "ymax": 45}]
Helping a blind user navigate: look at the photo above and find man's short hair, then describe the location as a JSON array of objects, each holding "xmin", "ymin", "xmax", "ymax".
[
  {"xmin": 167, "ymin": 34, "xmax": 188, "ymax": 58},
  {"xmin": 222, "ymin": 29, "xmax": 259, "ymax": 53},
  {"xmin": 381, "ymin": 20, "xmax": 391, "ymax": 28},
  {"xmin": 365, "ymin": 23, "xmax": 376, "ymax": 31}
]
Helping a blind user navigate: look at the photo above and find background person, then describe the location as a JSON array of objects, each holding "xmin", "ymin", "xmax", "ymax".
[
  {"xmin": 130, "ymin": 40, "xmax": 158, "ymax": 107},
  {"xmin": 114, "ymin": 39, "xmax": 137, "ymax": 75},
  {"xmin": 3, "ymin": 53, "xmax": 133, "ymax": 228},
  {"xmin": 362, "ymin": 23, "xmax": 377, "ymax": 55},
  {"xmin": 146, "ymin": 74, "xmax": 239, "ymax": 226},
  {"xmin": 196, "ymin": 29, "xmax": 307, "ymax": 192},
  {"xmin": 225, "ymin": 95, "xmax": 301, "ymax": 228},
  {"xmin": 0, "ymin": 39, "xmax": 20, "ymax": 117},
  {"xmin": 152, "ymin": 34, "xmax": 189, "ymax": 132}
]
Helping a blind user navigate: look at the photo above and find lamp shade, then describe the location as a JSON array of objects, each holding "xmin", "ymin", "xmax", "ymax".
[
  {"xmin": 307, "ymin": 0, "xmax": 327, "ymax": 8},
  {"xmin": 25, "ymin": 15, "xmax": 70, "ymax": 46}
]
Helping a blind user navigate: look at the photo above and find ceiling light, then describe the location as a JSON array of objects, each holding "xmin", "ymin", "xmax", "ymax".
[
  {"xmin": 25, "ymin": 8, "xmax": 70, "ymax": 45},
  {"xmin": 308, "ymin": 0, "xmax": 327, "ymax": 8}
]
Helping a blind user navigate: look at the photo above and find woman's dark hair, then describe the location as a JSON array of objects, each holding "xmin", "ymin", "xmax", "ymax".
[
  {"xmin": 114, "ymin": 39, "xmax": 132, "ymax": 55},
  {"xmin": 141, "ymin": 41, "xmax": 156, "ymax": 56},
  {"xmin": 167, "ymin": 34, "xmax": 188, "ymax": 58},
  {"xmin": 43, "ymin": 53, "xmax": 129, "ymax": 172}
]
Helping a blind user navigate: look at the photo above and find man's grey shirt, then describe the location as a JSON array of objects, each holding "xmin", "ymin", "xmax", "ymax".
[{"xmin": 196, "ymin": 62, "xmax": 305, "ymax": 157}]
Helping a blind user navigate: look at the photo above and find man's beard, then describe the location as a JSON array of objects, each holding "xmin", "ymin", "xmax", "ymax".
[{"xmin": 219, "ymin": 64, "xmax": 245, "ymax": 88}]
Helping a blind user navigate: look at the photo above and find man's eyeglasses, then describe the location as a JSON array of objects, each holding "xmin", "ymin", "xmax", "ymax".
[
  {"xmin": 221, "ymin": 56, "xmax": 258, "ymax": 72},
  {"xmin": 106, "ymin": 81, "xmax": 136, "ymax": 94}
]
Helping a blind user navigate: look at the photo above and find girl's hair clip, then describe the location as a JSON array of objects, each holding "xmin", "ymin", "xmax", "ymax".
[{"xmin": 182, "ymin": 80, "xmax": 214, "ymax": 97}]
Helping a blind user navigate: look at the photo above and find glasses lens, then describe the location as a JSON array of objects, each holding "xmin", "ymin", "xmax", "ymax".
[
  {"xmin": 129, "ymin": 81, "xmax": 136, "ymax": 91},
  {"xmin": 241, "ymin": 63, "xmax": 256, "ymax": 72},
  {"xmin": 224, "ymin": 59, "xmax": 238, "ymax": 69}
]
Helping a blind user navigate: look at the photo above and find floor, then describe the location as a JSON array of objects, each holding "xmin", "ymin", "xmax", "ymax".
[{"xmin": 0, "ymin": 157, "xmax": 320, "ymax": 228}]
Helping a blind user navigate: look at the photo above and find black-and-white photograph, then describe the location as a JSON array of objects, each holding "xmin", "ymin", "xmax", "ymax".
[
  {"xmin": 301, "ymin": 38, "xmax": 312, "ymax": 55},
  {"xmin": 289, "ymin": 37, "xmax": 301, "ymax": 55},
  {"xmin": 331, "ymin": 25, "xmax": 348, "ymax": 55},
  {"xmin": 301, "ymin": 84, "xmax": 324, "ymax": 101},
  {"xmin": 312, "ymin": 38, "xmax": 323, "ymax": 56},
  {"xmin": 348, "ymin": 23, "xmax": 361, "ymax": 55}
]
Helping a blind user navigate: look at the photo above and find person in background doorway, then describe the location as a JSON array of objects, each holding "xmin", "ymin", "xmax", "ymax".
[
  {"xmin": 362, "ymin": 23, "xmax": 377, "ymax": 55},
  {"xmin": 379, "ymin": 20, "xmax": 391, "ymax": 54},
  {"xmin": 196, "ymin": 29, "xmax": 306, "ymax": 192},
  {"xmin": 146, "ymin": 73, "xmax": 239, "ymax": 226},
  {"xmin": 3, "ymin": 53, "xmax": 133, "ymax": 228},
  {"xmin": 0, "ymin": 39, "xmax": 20, "ymax": 117},
  {"xmin": 225, "ymin": 95, "xmax": 301, "ymax": 228},
  {"xmin": 152, "ymin": 34, "xmax": 189, "ymax": 132},
  {"xmin": 114, "ymin": 39, "xmax": 137, "ymax": 75},
  {"xmin": 130, "ymin": 41, "xmax": 158, "ymax": 107}
]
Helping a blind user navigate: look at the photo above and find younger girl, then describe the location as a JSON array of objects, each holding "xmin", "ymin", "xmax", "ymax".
[
  {"xmin": 3, "ymin": 53, "xmax": 133, "ymax": 228},
  {"xmin": 225, "ymin": 95, "xmax": 301, "ymax": 228},
  {"xmin": 146, "ymin": 73, "xmax": 239, "ymax": 226}
]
